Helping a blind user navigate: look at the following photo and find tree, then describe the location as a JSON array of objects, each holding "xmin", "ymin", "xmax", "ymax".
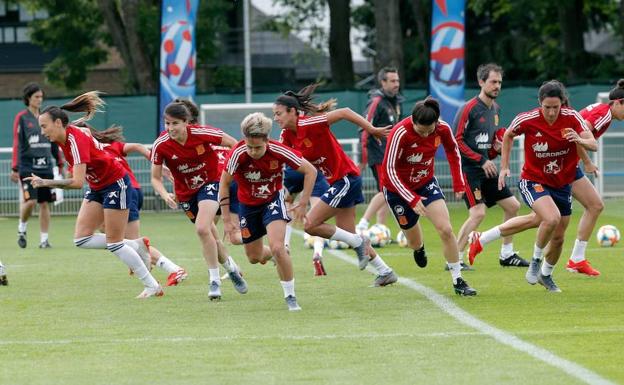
[{"xmin": 372, "ymin": 0, "xmax": 404, "ymax": 80}]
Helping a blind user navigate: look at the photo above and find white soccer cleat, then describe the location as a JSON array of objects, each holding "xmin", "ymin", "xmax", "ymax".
[{"xmin": 136, "ymin": 285, "xmax": 164, "ymax": 299}]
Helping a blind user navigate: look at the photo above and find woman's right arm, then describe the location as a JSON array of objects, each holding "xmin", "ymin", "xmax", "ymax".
[{"xmin": 151, "ymin": 163, "xmax": 177, "ymax": 209}]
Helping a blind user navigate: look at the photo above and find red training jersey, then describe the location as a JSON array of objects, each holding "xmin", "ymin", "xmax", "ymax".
[
  {"xmin": 579, "ymin": 103, "xmax": 612, "ymax": 139},
  {"xmin": 508, "ymin": 107, "xmax": 589, "ymax": 188},
  {"xmin": 103, "ymin": 141, "xmax": 140, "ymax": 189},
  {"xmin": 381, "ymin": 117, "xmax": 465, "ymax": 207},
  {"xmin": 225, "ymin": 139, "xmax": 303, "ymax": 206},
  {"xmin": 280, "ymin": 114, "xmax": 359, "ymax": 184},
  {"xmin": 151, "ymin": 125, "xmax": 224, "ymax": 202},
  {"xmin": 59, "ymin": 126, "xmax": 126, "ymax": 190}
]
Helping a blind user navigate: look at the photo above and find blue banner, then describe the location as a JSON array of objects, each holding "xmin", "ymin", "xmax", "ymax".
[
  {"xmin": 159, "ymin": 0, "xmax": 200, "ymax": 133},
  {"xmin": 429, "ymin": 0, "xmax": 465, "ymax": 125}
]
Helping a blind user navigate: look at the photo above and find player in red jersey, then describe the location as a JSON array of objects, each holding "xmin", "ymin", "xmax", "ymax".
[
  {"xmin": 220, "ymin": 113, "xmax": 317, "ymax": 311},
  {"xmin": 25, "ymin": 92, "xmax": 163, "ymax": 299},
  {"xmin": 77, "ymin": 123, "xmax": 189, "ymax": 286},
  {"xmin": 381, "ymin": 97, "xmax": 476, "ymax": 296},
  {"xmin": 274, "ymin": 84, "xmax": 398, "ymax": 287},
  {"xmin": 468, "ymin": 81, "xmax": 597, "ymax": 292},
  {"xmin": 564, "ymin": 79, "xmax": 624, "ymax": 276},
  {"xmin": 151, "ymin": 102, "xmax": 247, "ymax": 301}
]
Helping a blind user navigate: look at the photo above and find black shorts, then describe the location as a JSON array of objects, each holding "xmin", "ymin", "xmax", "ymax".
[
  {"xmin": 370, "ymin": 164, "xmax": 383, "ymax": 192},
  {"xmin": 20, "ymin": 173, "xmax": 54, "ymax": 203},
  {"xmin": 462, "ymin": 170, "xmax": 512, "ymax": 208}
]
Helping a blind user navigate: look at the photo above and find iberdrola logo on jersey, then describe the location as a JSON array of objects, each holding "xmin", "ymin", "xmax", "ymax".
[
  {"xmin": 475, "ymin": 132, "xmax": 489, "ymax": 143},
  {"xmin": 28, "ymin": 134, "xmax": 40, "ymax": 144},
  {"xmin": 532, "ymin": 142, "xmax": 548, "ymax": 152}
]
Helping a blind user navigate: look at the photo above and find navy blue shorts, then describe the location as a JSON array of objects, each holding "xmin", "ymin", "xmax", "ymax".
[
  {"xmin": 84, "ymin": 174, "xmax": 133, "ymax": 210},
  {"xmin": 384, "ymin": 177, "xmax": 446, "ymax": 230},
  {"xmin": 283, "ymin": 165, "xmax": 330, "ymax": 198},
  {"xmin": 238, "ymin": 190, "xmax": 290, "ymax": 244},
  {"xmin": 518, "ymin": 179, "xmax": 572, "ymax": 216},
  {"xmin": 179, "ymin": 181, "xmax": 220, "ymax": 223},
  {"xmin": 128, "ymin": 187, "xmax": 144, "ymax": 222},
  {"xmin": 216, "ymin": 181, "xmax": 240, "ymax": 216},
  {"xmin": 319, "ymin": 174, "xmax": 365, "ymax": 208},
  {"xmin": 574, "ymin": 166, "xmax": 585, "ymax": 181}
]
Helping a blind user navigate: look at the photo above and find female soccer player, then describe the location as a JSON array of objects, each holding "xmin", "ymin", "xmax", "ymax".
[
  {"xmin": 79, "ymin": 123, "xmax": 189, "ymax": 286},
  {"xmin": 12, "ymin": 82, "xmax": 64, "ymax": 249},
  {"xmin": 468, "ymin": 80, "xmax": 597, "ymax": 292},
  {"xmin": 151, "ymin": 101, "xmax": 247, "ymax": 300},
  {"xmin": 564, "ymin": 79, "xmax": 624, "ymax": 276},
  {"xmin": 25, "ymin": 91, "xmax": 163, "ymax": 298},
  {"xmin": 273, "ymin": 84, "xmax": 397, "ymax": 287},
  {"xmin": 219, "ymin": 112, "xmax": 317, "ymax": 311},
  {"xmin": 381, "ymin": 97, "xmax": 476, "ymax": 296}
]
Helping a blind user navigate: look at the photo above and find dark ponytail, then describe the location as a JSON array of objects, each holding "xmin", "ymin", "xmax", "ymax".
[
  {"xmin": 608, "ymin": 79, "xmax": 624, "ymax": 101},
  {"xmin": 411, "ymin": 96, "xmax": 440, "ymax": 125},
  {"xmin": 275, "ymin": 83, "xmax": 336, "ymax": 115},
  {"xmin": 41, "ymin": 91, "xmax": 104, "ymax": 127}
]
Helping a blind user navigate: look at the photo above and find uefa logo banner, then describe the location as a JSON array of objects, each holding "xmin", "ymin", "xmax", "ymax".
[
  {"xmin": 429, "ymin": 0, "xmax": 465, "ymax": 126},
  {"xmin": 159, "ymin": 0, "xmax": 200, "ymax": 133}
]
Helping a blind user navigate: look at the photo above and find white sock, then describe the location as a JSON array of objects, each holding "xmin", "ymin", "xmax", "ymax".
[
  {"xmin": 458, "ymin": 250, "xmax": 465, "ymax": 263},
  {"xmin": 280, "ymin": 279, "xmax": 296, "ymax": 298},
  {"xmin": 284, "ymin": 224, "xmax": 293, "ymax": 247},
  {"xmin": 123, "ymin": 238, "xmax": 143, "ymax": 253},
  {"xmin": 221, "ymin": 256, "xmax": 237, "ymax": 273},
  {"xmin": 357, "ymin": 217, "xmax": 369, "ymax": 229},
  {"xmin": 330, "ymin": 228, "xmax": 362, "ymax": 248},
  {"xmin": 448, "ymin": 262, "xmax": 462, "ymax": 284},
  {"xmin": 40, "ymin": 232, "xmax": 49, "ymax": 243},
  {"xmin": 541, "ymin": 260, "xmax": 555, "ymax": 276},
  {"xmin": 570, "ymin": 239, "xmax": 587, "ymax": 263},
  {"xmin": 107, "ymin": 242, "xmax": 158, "ymax": 287},
  {"xmin": 18, "ymin": 221, "xmax": 27, "ymax": 233},
  {"xmin": 208, "ymin": 268, "xmax": 221, "ymax": 284},
  {"xmin": 369, "ymin": 256, "xmax": 392, "ymax": 275},
  {"xmin": 479, "ymin": 226, "xmax": 502, "ymax": 245},
  {"xmin": 313, "ymin": 237, "xmax": 324, "ymax": 256},
  {"xmin": 156, "ymin": 255, "xmax": 181, "ymax": 274},
  {"xmin": 500, "ymin": 242, "xmax": 514, "ymax": 259},
  {"xmin": 532, "ymin": 243, "xmax": 544, "ymax": 261},
  {"xmin": 74, "ymin": 233, "xmax": 107, "ymax": 249}
]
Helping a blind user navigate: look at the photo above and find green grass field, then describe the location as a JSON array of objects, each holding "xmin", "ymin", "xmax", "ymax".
[{"xmin": 1, "ymin": 200, "xmax": 623, "ymax": 385}]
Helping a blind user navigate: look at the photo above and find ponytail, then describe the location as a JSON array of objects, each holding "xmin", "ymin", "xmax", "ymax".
[
  {"xmin": 275, "ymin": 83, "xmax": 336, "ymax": 115},
  {"xmin": 41, "ymin": 91, "xmax": 105, "ymax": 127}
]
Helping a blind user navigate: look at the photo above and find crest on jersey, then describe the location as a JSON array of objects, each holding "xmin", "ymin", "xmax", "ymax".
[
  {"xmin": 303, "ymin": 138, "xmax": 312, "ymax": 147},
  {"xmin": 434, "ymin": 136, "xmax": 441, "ymax": 147},
  {"xmin": 270, "ymin": 160, "xmax": 279, "ymax": 169},
  {"xmin": 195, "ymin": 144, "xmax": 205, "ymax": 155}
]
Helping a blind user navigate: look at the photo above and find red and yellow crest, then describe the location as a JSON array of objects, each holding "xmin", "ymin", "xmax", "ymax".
[
  {"xmin": 195, "ymin": 144, "xmax": 205, "ymax": 155},
  {"xmin": 270, "ymin": 160, "xmax": 279, "ymax": 169}
]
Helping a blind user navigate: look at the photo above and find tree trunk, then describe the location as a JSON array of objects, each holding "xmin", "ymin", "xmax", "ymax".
[
  {"xmin": 409, "ymin": 0, "xmax": 430, "ymax": 77},
  {"xmin": 328, "ymin": 0, "xmax": 354, "ymax": 88},
  {"xmin": 558, "ymin": 0, "xmax": 586, "ymax": 80},
  {"xmin": 121, "ymin": 0, "xmax": 157, "ymax": 93},
  {"xmin": 97, "ymin": 0, "xmax": 156, "ymax": 93},
  {"xmin": 372, "ymin": 0, "xmax": 404, "ymax": 81}
]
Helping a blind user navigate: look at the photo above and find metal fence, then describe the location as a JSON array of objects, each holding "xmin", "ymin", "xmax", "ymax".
[{"xmin": 0, "ymin": 133, "xmax": 621, "ymax": 217}]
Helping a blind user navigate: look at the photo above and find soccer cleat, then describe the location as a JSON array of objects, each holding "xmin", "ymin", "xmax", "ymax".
[
  {"xmin": 208, "ymin": 281, "xmax": 222, "ymax": 301},
  {"xmin": 228, "ymin": 270, "xmax": 248, "ymax": 294},
  {"xmin": 373, "ymin": 270, "xmax": 398, "ymax": 287},
  {"xmin": 285, "ymin": 295, "xmax": 302, "ymax": 311},
  {"xmin": 166, "ymin": 268, "xmax": 188, "ymax": 286},
  {"xmin": 354, "ymin": 235, "xmax": 371, "ymax": 270},
  {"xmin": 136, "ymin": 285, "xmax": 164, "ymax": 299},
  {"xmin": 135, "ymin": 237, "xmax": 152, "ymax": 271},
  {"xmin": 17, "ymin": 232, "xmax": 27, "ymax": 248},
  {"xmin": 467, "ymin": 232, "xmax": 482, "ymax": 265},
  {"xmin": 0, "ymin": 262, "xmax": 7, "ymax": 286},
  {"xmin": 565, "ymin": 259, "xmax": 601, "ymax": 276},
  {"xmin": 413, "ymin": 245, "xmax": 427, "ymax": 268},
  {"xmin": 39, "ymin": 240, "xmax": 52, "ymax": 249},
  {"xmin": 313, "ymin": 253, "xmax": 327, "ymax": 276},
  {"xmin": 525, "ymin": 258, "xmax": 541, "ymax": 285},
  {"xmin": 444, "ymin": 261, "xmax": 474, "ymax": 271},
  {"xmin": 537, "ymin": 274, "xmax": 562, "ymax": 292},
  {"xmin": 453, "ymin": 277, "xmax": 477, "ymax": 296},
  {"xmin": 499, "ymin": 253, "xmax": 529, "ymax": 267}
]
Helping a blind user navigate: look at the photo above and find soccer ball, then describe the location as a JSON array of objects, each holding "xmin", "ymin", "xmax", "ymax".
[
  {"xmin": 596, "ymin": 225, "xmax": 620, "ymax": 247},
  {"xmin": 396, "ymin": 231, "xmax": 408, "ymax": 248},
  {"xmin": 369, "ymin": 224, "xmax": 391, "ymax": 247},
  {"xmin": 303, "ymin": 233, "xmax": 314, "ymax": 249}
]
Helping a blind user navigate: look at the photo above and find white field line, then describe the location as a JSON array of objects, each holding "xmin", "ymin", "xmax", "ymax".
[{"xmin": 309, "ymin": 230, "xmax": 616, "ymax": 385}]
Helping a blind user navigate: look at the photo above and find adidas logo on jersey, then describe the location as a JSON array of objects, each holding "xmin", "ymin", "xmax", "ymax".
[
  {"xmin": 406, "ymin": 153, "xmax": 423, "ymax": 164},
  {"xmin": 475, "ymin": 132, "xmax": 489, "ymax": 143},
  {"xmin": 172, "ymin": 154, "xmax": 178, "ymax": 159},
  {"xmin": 535, "ymin": 132, "xmax": 543, "ymax": 137},
  {"xmin": 532, "ymin": 142, "xmax": 549, "ymax": 152}
]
